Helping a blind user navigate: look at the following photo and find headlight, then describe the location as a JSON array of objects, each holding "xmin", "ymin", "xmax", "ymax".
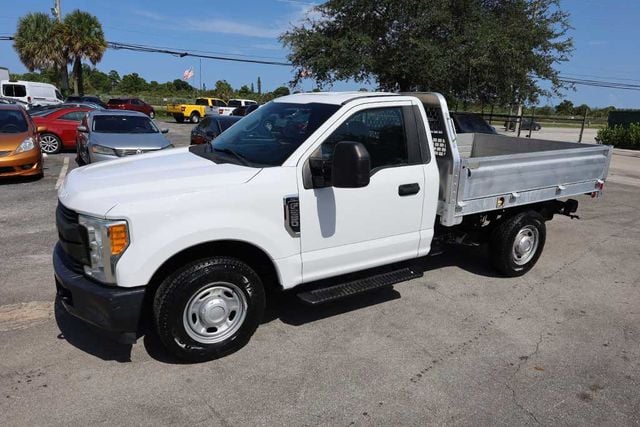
[
  {"xmin": 15, "ymin": 137, "xmax": 35, "ymax": 153},
  {"xmin": 79, "ymin": 215, "xmax": 129, "ymax": 284},
  {"xmin": 91, "ymin": 144, "xmax": 116, "ymax": 156}
]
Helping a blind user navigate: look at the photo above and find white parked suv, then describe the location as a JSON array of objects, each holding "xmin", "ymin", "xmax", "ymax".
[{"xmin": 53, "ymin": 92, "xmax": 611, "ymax": 362}]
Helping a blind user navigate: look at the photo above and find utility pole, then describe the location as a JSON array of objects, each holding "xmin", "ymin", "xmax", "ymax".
[
  {"xmin": 199, "ymin": 58, "xmax": 202, "ymax": 93},
  {"xmin": 51, "ymin": 0, "xmax": 70, "ymax": 92}
]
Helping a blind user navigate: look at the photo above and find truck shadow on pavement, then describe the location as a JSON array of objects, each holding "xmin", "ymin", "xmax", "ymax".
[{"xmin": 54, "ymin": 298, "xmax": 134, "ymax": 363}]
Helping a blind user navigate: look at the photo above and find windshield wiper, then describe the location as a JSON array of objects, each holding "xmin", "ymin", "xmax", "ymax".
[{"xmin": 213, "ymin": 147, "xmax": 250, "ymax": 166}]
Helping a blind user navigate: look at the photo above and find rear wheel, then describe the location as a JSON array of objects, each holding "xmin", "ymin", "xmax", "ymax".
[
  {"xmin": 153, "ymin": 257, "xmax": 265, "ymax": 362},
  {"xmin": 40, "ymin": 133, "xmax": 62, "ymax": 154},
  {"xmin": 190, "ymin": 112, "xmax": 200, "ymax": 124},
  {"xmin": 490, "ymin": 211, "xmax": 546, "ymax": 277}
]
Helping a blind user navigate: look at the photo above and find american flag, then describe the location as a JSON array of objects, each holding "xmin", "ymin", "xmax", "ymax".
[{"xmin": 182, "ymin": 68, "xmax": 194, "ymax": 80}]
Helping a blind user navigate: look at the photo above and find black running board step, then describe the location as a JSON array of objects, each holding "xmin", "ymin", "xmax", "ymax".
[{"xmin": 297, "ymin": 267, "xmax": 423, "ymax": 305}]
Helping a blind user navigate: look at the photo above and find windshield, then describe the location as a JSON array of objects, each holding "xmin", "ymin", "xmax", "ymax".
[
  {"xmin": 210, "ymin": 102, "xmax": 339, "ymax": 167},
  {"xmin": 228, "ymin": 100, "xmax": 242, "ymax": 107},
  {"xmin": 93, "ymin": 115, "xmax": 159, "ymax": 133},
  {"xmin": 0, "ymin": 110, "xmax": 28, "ymax": 133}
]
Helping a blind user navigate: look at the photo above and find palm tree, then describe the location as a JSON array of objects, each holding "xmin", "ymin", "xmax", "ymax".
[
  {"xmin": 13, "ymin": 13, "xmax": 66, "ymax": 87},
  {"xmin": 62, "ymin": 10, "xmax": 107, "ymax": 95}
]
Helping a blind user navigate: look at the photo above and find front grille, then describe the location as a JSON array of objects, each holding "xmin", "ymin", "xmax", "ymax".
[
  {"xmin": 56, "ymin": 202, "xmax": 89, "ymax": 271},
  {"xmin": 115, "ymin": 148, "xmax": 159, "ymax": 157},
  {"xmin": 0, "ymin": 166, "xmax": 15, "ymax": 174}
]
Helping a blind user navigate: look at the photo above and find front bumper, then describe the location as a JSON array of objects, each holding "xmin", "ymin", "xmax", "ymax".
[
  {"xmin": 53, "ymin": 242, "xmax": 146, "ymax": 343},
  {"xmin": 0, "ymin": 148, "xmax": 42, "ymax": 177}
]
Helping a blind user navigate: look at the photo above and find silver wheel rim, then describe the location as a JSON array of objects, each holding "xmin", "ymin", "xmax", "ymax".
[
  {"xmin": 183, "ymin": 282, "xmax": 247, "ymax": 344},
  {"xmin": 40, "ymin": 135, "xmax": 59, "ymax": 153},
  {"xmin": 512, "ymin": 225, "xmax": 539, "ymax": 265},
  {"xmin": 191, "ymin": 115, "xmax": 199, "ymax": 123}
]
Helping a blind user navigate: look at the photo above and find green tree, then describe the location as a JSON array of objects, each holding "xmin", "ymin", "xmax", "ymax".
[
  {"xmin": 574, "ymin": 104, "xmax": 590, "ymax": 116},
  {"xmin": 214, "ymin": 80, "xmax": 234, "ymax": 100},
  {"xmin": 238, "ymin": 85, "xmax": 252, "ymax": 96},
  {"xmin": 118, "ymin": 73, "xmax": 148, "ymax": 93},
  {"xmin": 272, "ymin": 86, "xmax": 290, "ymax": 98},
  {"xmin": 13, "ymin": 13, "xmax": 66, "ymax": 88},
  {"xmin": 107, "ymin": 70, "xmax": 121, "ymax": 90},
  {"xmin": 257, "ymin": 76, "xmax": 262, "ymax": 95},
  {"xmin": 281, "ymin": 0, "xmax": 572, "ymax": 104},
  {"xmin": 172, "ymin": 79, "xmax": 192, "ymax": 92},
  {"xmin": 555, "ymin": 100, "xmax": 574, "ymax": 116},
  {"xmin": 62, "ymin": 10, "xmax": 107, "ymax": 95},
  {"xmin": 535, "ymin": 105, "xmax": 554, "ymax": 116}
]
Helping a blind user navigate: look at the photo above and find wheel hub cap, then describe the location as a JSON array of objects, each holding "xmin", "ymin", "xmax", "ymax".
[
  {"xmin": 512, "ymin": 225, "xmax": 539, "ymax": 266},
  {"xmin": 183, "ymin": 282, "xmax": 247, "ymax": 344}
]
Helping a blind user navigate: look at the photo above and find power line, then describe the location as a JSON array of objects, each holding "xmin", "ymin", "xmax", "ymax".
[{"xmin": 108, "ymin": 41, "xmax": 292, "ymax": 66}]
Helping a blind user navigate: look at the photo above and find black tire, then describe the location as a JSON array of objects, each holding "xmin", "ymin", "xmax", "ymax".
[
  {"xmin": 489, "ymin": 211, "xmax": 546, "ymax": 277},
  {"xmin": 190, "ymin": 112, "xmax": 200, "ymax": 124},
  {"xmin": 173, "ymin": 114, "xmax": 184, "ymax": 123},
  {"xmin": 39, "ymin": 133, "xmax": 62, "ymax": 154},
  {"xmin": 153, "ymin": 257, "xmax": 265, "ymax": 362},
  {"xmin": 75, "ymin": 142, "xmax": 86, "ymax": 166}
]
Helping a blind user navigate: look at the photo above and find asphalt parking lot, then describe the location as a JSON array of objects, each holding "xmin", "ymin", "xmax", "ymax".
[{"xmin": 1, "ymin": 121, "xmax": 639, "ymax": 425}]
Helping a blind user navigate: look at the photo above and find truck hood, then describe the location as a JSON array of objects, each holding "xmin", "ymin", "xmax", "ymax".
[{"xmin": 58, "ymin": 147, "xmax": 261, "ymax": 216}]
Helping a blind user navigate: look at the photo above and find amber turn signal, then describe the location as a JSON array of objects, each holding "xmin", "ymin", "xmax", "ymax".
[{"xmin": 109, "ymin": 224, "xmax": 128, "ymax": 256}]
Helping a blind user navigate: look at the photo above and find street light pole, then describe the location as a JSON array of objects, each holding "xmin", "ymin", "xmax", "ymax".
[{"xmin": 51, "ymin": 0, "xmax": 70, "ymax": 93}]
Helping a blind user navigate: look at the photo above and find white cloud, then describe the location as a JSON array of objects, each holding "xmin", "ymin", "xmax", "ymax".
[
  {"xmin": 183, "ymin": 18, "xmax": 282, "ymax": 39},
  {"xmin": 132, "ymin": 2, "xmax": 320, "ymax": 40}
]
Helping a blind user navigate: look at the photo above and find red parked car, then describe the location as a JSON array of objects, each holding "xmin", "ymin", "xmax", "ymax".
[
  {"xmin": 32, "ymin": 107, "xmax": 92, "ymax": 154},
  {"xmin": 107, "ymin": 98, "xmax": 155, "ymax": 118}
]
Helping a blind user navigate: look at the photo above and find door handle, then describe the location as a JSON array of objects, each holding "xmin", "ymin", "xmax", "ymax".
[{"xmin": 398, "ymin": 183, "xmax": 420, "ymax": 196}]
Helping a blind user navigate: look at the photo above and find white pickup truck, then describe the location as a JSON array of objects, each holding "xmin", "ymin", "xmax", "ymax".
[{"xmin": 54, "ymin": 92, "xmax": 612, "ymax": 362}]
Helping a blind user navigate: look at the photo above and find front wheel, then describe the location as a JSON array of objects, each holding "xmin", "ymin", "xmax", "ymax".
[
  {"xmin": 489, "ymin": 211, "xmax": 546, "ymax": 277},
  {"xmin": 190, "ymin": 113, "xmax": 200, "ymax": 124},
  {"xmin": 40, "ymin": 133, "xmax": 62, "ymax": 154},
  {"xmin": 153, "ymin": 257, "xmax": 265, "ymax": 362}
]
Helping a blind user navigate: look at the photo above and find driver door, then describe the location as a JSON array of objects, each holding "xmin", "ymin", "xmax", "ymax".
[{"xmin": 298, "ymin": 101, "xmax": 426, "ymax": 283}]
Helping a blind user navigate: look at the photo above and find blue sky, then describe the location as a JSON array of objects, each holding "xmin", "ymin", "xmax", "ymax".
[{"xmin": 1, "ymin": 0, "xmax": 639, "ymax": 107}]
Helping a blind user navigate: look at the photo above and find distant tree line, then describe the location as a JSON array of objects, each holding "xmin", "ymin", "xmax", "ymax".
[{"xmin": 9, "ymin": 67, "xmax": 291, "ymax": 103}]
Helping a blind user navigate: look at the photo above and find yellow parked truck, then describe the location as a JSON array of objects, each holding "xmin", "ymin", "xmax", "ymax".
[{"xmin": 166, "ymin": 97, "xmax": 228, "ymax": 123}]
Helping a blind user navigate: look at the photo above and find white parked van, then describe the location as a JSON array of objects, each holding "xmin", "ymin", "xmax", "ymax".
[{"xmin": 0, "ymin": 80, "xmax": 63, "ymax": 107}]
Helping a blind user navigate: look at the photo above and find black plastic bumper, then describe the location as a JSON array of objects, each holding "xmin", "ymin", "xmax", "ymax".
[{"xmin": 53, "ymin": 243, "xmax": 146, "ymax": 344}]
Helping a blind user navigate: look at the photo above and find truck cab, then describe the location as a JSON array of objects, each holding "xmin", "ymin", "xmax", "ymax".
[{"xmin": 54, "ymin": 92, "xmax": 611, "ymax": 362}]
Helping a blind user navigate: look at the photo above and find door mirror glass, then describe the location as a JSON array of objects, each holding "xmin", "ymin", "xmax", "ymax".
[
  {"xmin": 77, "ymin": 125, "xmax": 88, "ymax": 133},
  {"xmin": 331, "ymin": 141, "xmax": 370, "ymax": 188}
]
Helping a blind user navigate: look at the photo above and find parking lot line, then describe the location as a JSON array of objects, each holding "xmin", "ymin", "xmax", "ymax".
[{"xmin": 54, "ymin": 157, "xmax": 69, "ymax": 190}]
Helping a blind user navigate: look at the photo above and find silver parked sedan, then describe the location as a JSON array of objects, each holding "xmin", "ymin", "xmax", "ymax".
[{"xmin": 76, "ymin": 110, "xmax": 172, "ymax": 164}]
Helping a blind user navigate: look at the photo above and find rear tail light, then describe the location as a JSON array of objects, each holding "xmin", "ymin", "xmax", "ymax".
[{"xmin": 596, "ymin": 179, "xmax": 605, "ymax": 191}]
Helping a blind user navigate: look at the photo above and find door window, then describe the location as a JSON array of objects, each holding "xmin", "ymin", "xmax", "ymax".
[
  {"xmin": 2, "ymin": 84, "xmax": 27, "ymax": 97},
  {"xmin": 59, "ymin": 111, "xmax": 86, "ymax": 121},
  {"xmin": 320, "ymin": 107, "xmax": 409, "ymax": 170}
]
